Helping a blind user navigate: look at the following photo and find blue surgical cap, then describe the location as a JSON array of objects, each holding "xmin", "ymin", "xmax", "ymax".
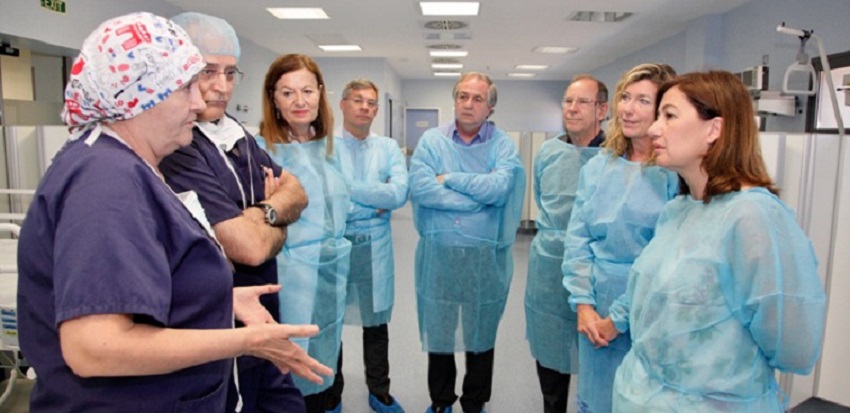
[{"xmin": 171, "ymin": 12, "xmax": 241, "ymax": 61}]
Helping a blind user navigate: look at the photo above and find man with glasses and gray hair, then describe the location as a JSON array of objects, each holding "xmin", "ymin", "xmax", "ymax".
[
  {"xmin": 160, "ymin": 12, "xmax": 316, "ymax": 413},
  {"xmin": 325, "ymin": 79, "xmax": 409, "ymax": 413},
  {"xmin": 524, "ymin": 75, "xmax": 608, "ymax": 413},
  {"xmin": 409, "ymin": 72, "xmax": 525, "ymax": 413}
]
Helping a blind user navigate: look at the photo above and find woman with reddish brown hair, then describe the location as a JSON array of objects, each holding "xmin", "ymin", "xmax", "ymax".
[
  {"xmin": 608, "ymin": 71, "xmax": 826, "ymax": 412},
  {"xmin": 256, "ymin": 54, "xmax": 352, "ymax": 413}
]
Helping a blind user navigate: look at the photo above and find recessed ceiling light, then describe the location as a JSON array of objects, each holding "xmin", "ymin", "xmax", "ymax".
[
  {"xmin": 434, "ymin": 71, "xmax": 462, "ymax": 77},
  {"xmin": 515, "ymin": 65, "xmax": 549, "ymax": 70},
  {"xmin": 432, "ymin": 63, "xmax": 464, "ymax": 69},
  {"xmin": 267, "ymin": 8, "xmax": 329, "ymax": 19},
  {"xmin": 319, "ymin": 45, "xmax": 362, "ymax": 52},
  {"xmin": 532, "ymin": 46, "xmax": 578, "ymax": 54},
  {"xmin": 420, "ymin": 2, "xmax": 480, "ymax": 16},
  {"xmin": 430, "ymin": 50, "xmax": 468, "ymax": 57},
  {"xmin": 567, "ymin": 11, "xmax": 633, "ymax": 23},
  {"xmin": 508, "ymin": 73, "xmax": 536, "ymax": 78}
]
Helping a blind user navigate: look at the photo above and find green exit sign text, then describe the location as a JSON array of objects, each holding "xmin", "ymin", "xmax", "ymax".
[{"xmin": 40, "ymin": 0, "xmax": 66, "ymax": 14}]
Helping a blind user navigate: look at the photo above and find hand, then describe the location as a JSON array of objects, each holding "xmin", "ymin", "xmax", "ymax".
[
  {"xmin": 576, "ymin": 304, "xmax": 605, "ymax": 348},
  {"xmin": 263, "ymin": 167, "xmax": 282, "ymax": 200},
  {"xmin": 271, "ymin": 169, "xmax": 308, "ymax": 224},
  {"xmin": 244, "ymin": 324, "xmax": 334, "ymax": 384},
  {"xmin": 593, "ymin": 317, "xmax": 619, "ymax": 348},
  {"xmin": 436, "ymin": 174, "xmax": 445, "ymax": 184},
  {"xmin": 233, "ymin": 285, "xmax": 280, "ymax": 326}
]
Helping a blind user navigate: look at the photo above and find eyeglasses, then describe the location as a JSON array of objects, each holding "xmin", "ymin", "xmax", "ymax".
[
  {"xmin": 346, "ymin": 97, "xmax": 378, "ymax": 108},
  {"xmin": 198, "ymin": 67, "xmax": 244, "ymax": 84},
  {"xmin": 455, "ymin": 93, "xmax": 487, "ymax": 104},
  {"xmin": 562, "ymin": 98, "xmax": 598, "ymax": 108}
]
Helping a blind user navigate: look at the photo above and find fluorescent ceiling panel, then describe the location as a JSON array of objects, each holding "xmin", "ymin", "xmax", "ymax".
[
  {"xmin": 319, "ymin": 45, "xmax": 362, "ymax": 52},
  {"xmin": 432, "ymin": 63, "xmax": 464, "ymax": 69},
  {"xmin": 532, "ymin": 46, "xmax": 578, "ymax": 54},
  {"xmin": 508, "ymin": 73, "xmax": 535, "ymax": 78},
  {"xmin": 430, "ymin": 50, "xmax": 468, "ymax": 57},
  {"xmin": 434, "ymin": 71, "xmax": 462, "ymax": 77},
  {"xmin": 515, "ymin": 65, "xmax": 549, "ymax": 70},
  {"xmin": 267, "ymin": 8, "xmax": 329, "ymax": 19},
  {"xmin": 420, "ymin": 2, "xmax": 480, "ymax": 16}
]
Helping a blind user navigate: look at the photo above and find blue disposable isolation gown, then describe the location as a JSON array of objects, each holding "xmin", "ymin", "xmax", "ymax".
[
  {"xmin": 562, "ymin": 151, "xmax": 679, "ymax": 413},
  {"xmin": 257, "ymin": 136, "xmax": 351, "ymax": 395},
  {"xmin": 610, "ymin": 188, "xmax": 826, "ymax": 413},
  {"xmin": 337, "ymin": 133, "xmax": 409, "ymax": 326},
  {"xmin": 525, "ymin": 137, "xmax": 600, "ymax": 374},
  {"xmin": 409, "ymin": 125, "xmax": 525, "ymax": 353}
]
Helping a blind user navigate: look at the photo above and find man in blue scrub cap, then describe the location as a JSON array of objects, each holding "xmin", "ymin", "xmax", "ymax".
[
  {"xmin": 409, "ymin": 72, "xmax": 526, "ymax": 413},
  {"xmin": 329, "ymin": 79, "xmax": 409, "ymax": 413},
  {"xmin": 525, "ymin": 75, "xmax": 608, "ymax": 413},
  {"xmin": 160, "ymin": 12, "xmax": 312, "ymax": 413}
]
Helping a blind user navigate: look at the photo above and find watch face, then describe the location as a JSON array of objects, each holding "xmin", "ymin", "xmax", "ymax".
[{"xmin": 266, "ymin": 206, "xmax": 277, "ymax": 225}]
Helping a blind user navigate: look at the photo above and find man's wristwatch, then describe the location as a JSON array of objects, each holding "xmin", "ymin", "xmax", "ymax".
[{"xmin": 250, "ymin": 202, "xmax": 281, "ymax": 226}]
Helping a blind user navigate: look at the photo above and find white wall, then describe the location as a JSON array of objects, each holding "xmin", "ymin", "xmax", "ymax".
[
  {"xmin": 226, "ymin": 40, "xmax": 279, "ymax": 129},
  {"xmin": 819, "ymin": 140, "xmax": 850, "ymax": 406}
]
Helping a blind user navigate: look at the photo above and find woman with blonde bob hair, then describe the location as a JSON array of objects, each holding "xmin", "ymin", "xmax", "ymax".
[
  {"xmin": 561, "ymin": 63, "xmax": 679, "ymax": 413},
  {"xmin": 609, "ymin": 71, "xmax": 826, "ymax": 412},
  {"xmin": 256, "ymin": 54, "xmax": 352, "ymax": 413}
]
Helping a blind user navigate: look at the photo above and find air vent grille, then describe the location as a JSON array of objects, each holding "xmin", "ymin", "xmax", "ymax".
[
  {"xmin": 424, "ymin": 20, "xmax": 468, "ymax": 30},
  {"xmin": 427, "ymin": 44, "xmax": 463, "ymax": 50}
]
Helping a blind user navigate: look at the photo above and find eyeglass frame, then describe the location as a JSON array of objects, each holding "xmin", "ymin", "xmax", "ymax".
[
  {"xmin": 562, "ymin": 97, "xmax": 599, "ymax": 108},
  {"xmin": 198, "ymin": 66, "xmax": 245, "ymax": 84},
  {"xmin": 344, "ymin": 97, "xmax": 379, "ymax": 109}
]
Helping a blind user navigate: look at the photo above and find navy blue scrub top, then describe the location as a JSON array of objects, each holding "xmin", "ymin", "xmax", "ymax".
[
  {"xmin": 17, "ymin": 133, "xmax": 235, "ymax": 412},
  {"xmin": 160, "ymin": 116, "xmax": 283, "ymax": 321}
]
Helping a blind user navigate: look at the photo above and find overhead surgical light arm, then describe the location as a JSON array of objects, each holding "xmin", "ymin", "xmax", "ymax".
[
  {"xmin": 777, "ymin": 23, "xmax": 817, "ymax": 96},
  {"xmin": 776, "ymin": 22, "xmax": 844, "ymax": 137}
]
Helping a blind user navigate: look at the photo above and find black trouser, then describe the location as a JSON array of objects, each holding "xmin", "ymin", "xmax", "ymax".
[
  {"xmin": 428, "ymin": 349, "xmax": 494, "ymax": 413},
  {"xmin": 327, "ymin": 324, "xmax": 392, "ymax": 404},
  {"xmin": 304, "ymin": 388, "xmax": 332, "ymax": 413},
  {"xmin": 535, "ymin": 361, "xmax": 571, "ymax": 413}
]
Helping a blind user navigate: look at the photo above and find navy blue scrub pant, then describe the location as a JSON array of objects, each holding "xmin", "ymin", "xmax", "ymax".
[{"xmin": 226, "ymin": 356, "xmax": 306, "ymax": 413}]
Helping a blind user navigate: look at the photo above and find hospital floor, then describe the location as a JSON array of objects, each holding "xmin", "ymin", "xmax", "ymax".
[{"xmin": 2, "ymin": 204, "xmax": 846, "ymax": 412}]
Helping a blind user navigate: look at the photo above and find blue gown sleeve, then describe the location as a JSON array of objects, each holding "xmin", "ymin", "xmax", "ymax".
[
  {"xmin": 607, "ymin": 286, "xmax": 632, "ymax": 334},
  {"xmin": 532, "ymin": 146, "xmax": 545, "ymax": 212},
  {"xmin": 442, "ymin": 139, "xmax": 519, "ymax": 207},
  {"xmin": 723, "ymin": 197, "xmax": 826, "ymax": 374},
  {"xmin": 409, "ymin": 134, "xmax": 481, "ymax": 212},
  {"xmin": 347, "ymin": 202, "xmax": 378, "ymax": 221},
  {"xmin": 348, "ymin": 140, "xmax": 409, "ymax": 211},
  {"xmin": 562, "ymin": 158, "xmax": 601, "ymax": 311}
]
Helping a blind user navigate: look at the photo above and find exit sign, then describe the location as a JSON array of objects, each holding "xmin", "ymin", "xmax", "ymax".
[{"xmin": 40, "ymin": 0, "xmax": 66, "ymax": 14}]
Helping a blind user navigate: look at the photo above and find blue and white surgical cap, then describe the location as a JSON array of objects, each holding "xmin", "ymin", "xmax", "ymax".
[{"xmin": 171, "ymin": 12, "xmax": 241, "ymax": 61}]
